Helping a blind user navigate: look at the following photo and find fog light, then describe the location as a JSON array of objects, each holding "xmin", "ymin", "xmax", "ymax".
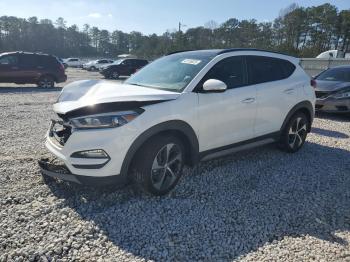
[{"xmin": 71, "ymin": 149, "xmax": 109, "ymax": 159}]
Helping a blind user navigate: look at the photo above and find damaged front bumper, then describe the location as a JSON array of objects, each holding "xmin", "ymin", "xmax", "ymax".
[
  {"xmin": 38, "ymin": 157, "xmax": 128, "ymax": 187},
  {"xmin": 38, "ymin": 157, "xmax": 81, "ymax": 184}
]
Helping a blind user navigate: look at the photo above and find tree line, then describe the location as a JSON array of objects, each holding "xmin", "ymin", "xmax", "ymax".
[{"xmin": 0, "ymin": 3, "xmax": 349, "ymax": 59}]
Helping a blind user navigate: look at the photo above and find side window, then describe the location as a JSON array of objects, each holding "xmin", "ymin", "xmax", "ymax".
[
  {"xmin": 124, "ymin": 60, "xmax": 132, "ymax": 66},
  {"xmin": 280, "ymin": 60, "xmax": 296, "ymax": 78},
  {"xmin": 20, "ymin": 55, "xmax": 38, "ymax": 67},
  {"xmin": 247, "ymin": 56, "xmax": 294, "ymax": 85},
  {"xmin": 69, "ymin": 58, "xmax": 78, "ymax": 62},
  {"xmin": 202, "ymin": 56, "xmax": 246, "ymax": 89},
  {"xmin": 38, "ymin": 56, "xmax": 55, "ymax": 68},
  {"xmin": 0, "ymin": 55, "xmax": 18, "ymax": 65}
]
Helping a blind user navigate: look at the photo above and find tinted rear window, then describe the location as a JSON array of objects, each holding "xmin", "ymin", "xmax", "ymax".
[{"xmin": 247, "ymin": 56, "xmax": 296, "ymax": 85}]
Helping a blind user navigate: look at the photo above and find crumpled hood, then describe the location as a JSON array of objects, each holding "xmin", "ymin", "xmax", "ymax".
[
  {"xmin": 315, "ymin": 80, "xmax": 350, "ymax": 92},
  {"xmin": 53, "ymin": 80, "xmax": 180, "ymax": 115}
]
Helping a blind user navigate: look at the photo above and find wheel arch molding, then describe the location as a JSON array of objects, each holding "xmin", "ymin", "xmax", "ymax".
[
  {"xmin": 280, "ymin": 100, "xmax": 314, "ymax": 133},
  {"xmin": 120, "ymin": 120, "xmax": 199, "ymax": 177}
]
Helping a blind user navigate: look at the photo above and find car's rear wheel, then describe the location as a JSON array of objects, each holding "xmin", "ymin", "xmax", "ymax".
[
  {"xmin": 279, "ymin": 112, "xmax": 309, "ymax": 153},
  {"xmin": 37, "ymin": 76, "xmax": 55, "ymax": 88},
  {"xmin": 132, "ymin": 135, "xmax": 185, "ymax": 196}
]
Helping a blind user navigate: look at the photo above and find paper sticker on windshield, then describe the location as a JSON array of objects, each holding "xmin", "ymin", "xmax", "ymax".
[{"xmin": 181, "ymin": 59, "xmax": 202, "ymax": 65}]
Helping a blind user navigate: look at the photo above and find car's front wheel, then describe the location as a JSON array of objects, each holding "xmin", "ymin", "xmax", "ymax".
[
  {"xmin": 279, "ymin": 112, "xmax": 310, "ymax": 153},
  {"xmin": 132, "ymin": 135, "xmax": 185, "ymax": 196},
  {"xmin": 37, "ymin": 76, "xmax": 55, "ymax": 88},
  {"xmin": 111, "ymin": 71, "xmax": 120, "ymax": 79}
]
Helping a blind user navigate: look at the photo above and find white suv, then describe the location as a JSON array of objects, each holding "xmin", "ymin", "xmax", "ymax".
[
  {"xmin": 63, "ymin": 58, "xmax": 83, "ymax": 68},
  {"xmin": 39, "ymin": 49, "xmax": 315, "ymax": 195},
  {"xmin": 82, "ymin": 59, "xmax": 114, "ymax": 71}
]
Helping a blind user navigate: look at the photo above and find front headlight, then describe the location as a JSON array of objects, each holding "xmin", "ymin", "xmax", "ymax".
[
  {"xmin": 70, "ymin": 111, "xmax": 140, "ymax": 129},
  {"xmin": 331, "ymin": 89, "xmax": 350, "ymax": 99}
]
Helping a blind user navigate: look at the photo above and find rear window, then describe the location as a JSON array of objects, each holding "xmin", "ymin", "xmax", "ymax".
[
  {"xmin": 38, "ymin": 56, "xmax": 59, "ymax": 68},
  {"xmin": 247, "ymin": 56, "xmax": 296, "ymax": 85}
]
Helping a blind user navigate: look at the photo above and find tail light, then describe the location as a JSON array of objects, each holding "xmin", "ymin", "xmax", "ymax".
[
  {"xmin": 311, "ymin": 79, "xmax": 317, "ymax": 88},
  {"xmin": 59, "ymin": 63, "xmax": 65, "ymax": 72}
]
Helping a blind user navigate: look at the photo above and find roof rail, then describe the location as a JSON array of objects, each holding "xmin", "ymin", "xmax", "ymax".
[
  {"xmin": 218, "ymin": 48, "xmax": 293, "ymax": 57},
  {"xmin": 166, "ymin": 50, "xmax": 194, "ymax": 56}
]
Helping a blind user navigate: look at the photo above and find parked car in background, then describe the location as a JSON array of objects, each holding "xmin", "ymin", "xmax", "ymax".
[
  {"xmin": 63, "ymin": 58, "xmax": 83, "ymax": 68},
  {"xmin": 100, "ymin": 58, "xmax": 148, "ymax": 79},
  {"xmin": 314, "ymin": 65, "xmax": 350, "ymax": 113},
  {"xmin": 316, "ymin": 50, "xmax": 350, "ymax": 59},
  {"xmin": 39, "ymin": 49, "xmax": 315, "ymax": 196},
  {"xmin": 82, "ymin": 59, "xmax": 114, "ymax": 71},
  {"xmin": 0, "ymin": 51, "xmax": 67, "ymax": 88}
]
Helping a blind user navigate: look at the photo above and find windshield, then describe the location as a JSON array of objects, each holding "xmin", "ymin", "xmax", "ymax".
[
  {"xmin": 125, "ymin": 52, "xmax": 215, "ymax": 92},
  {"xmin": 316, "ymin": 68, "xmax": 350, "ymax": 82},
  {"xmin": 112, "ymin": 59, "xmax": 123, "ymax": 65}
]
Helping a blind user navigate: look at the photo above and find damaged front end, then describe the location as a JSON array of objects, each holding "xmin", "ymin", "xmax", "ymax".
[{"xmin": 48, "ymin": 118, "xmax": 72, "ymax": 147}]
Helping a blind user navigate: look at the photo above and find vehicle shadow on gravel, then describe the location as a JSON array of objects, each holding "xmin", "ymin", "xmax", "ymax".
[
  {"xmin": 45, "ymin": 141, "xmax": 350, "ymax": 261},
  {"xmin": 315, "ymin": 111, "xmax": 350, "ymax": 122},
  {"xmin": 312, "ymin": 127, "xmax": 350, "ymax": 139}
]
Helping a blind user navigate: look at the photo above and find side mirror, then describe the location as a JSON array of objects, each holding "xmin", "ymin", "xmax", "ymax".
[{"xmin": 202, "ymin": 79, "xmax": 227, "ymax": 92}]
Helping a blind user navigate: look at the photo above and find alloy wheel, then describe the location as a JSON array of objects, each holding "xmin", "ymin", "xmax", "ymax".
[
  {"xmin": 288, "ymin": 117, "xmax": 307, "ymax": 149},
  {"xmin": 39, "ymin": 78, "xmax": 54, "ymax": 88},
  {"xmin": 151, "ymin": 143, "xmax": 182, "ymax": 191},
  {"xmin": 112, "ymin": 72, "xmax": 119, "ymax": 79}
]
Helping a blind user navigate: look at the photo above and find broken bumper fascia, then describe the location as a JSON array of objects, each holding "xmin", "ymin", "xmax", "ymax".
[{"xmin": 38, "ymin": 157, "xmax": 128, "ymax": 187}]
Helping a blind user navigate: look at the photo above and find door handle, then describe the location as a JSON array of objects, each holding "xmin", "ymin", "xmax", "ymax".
[
  {"xmin": 11, "ymin": 66, "xmax": 19, "ymax": 70},
  {"xmin": 284, "ymin": 88, "xmax": 295, "ymax": 94},
  {"xmin": 241, "ymin": 98, "xmax": 255, "ymax": 104}
]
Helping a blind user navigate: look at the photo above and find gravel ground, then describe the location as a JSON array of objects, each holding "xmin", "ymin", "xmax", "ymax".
[{"xmin": 0, "ymin": 69, "xmax": 350, "ymax": 261}]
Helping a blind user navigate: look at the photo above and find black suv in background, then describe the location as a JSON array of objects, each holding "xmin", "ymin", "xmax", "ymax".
[
  {"xmin": 0, "ymin": 52, "xmax": 67, "ymax": 88},
  {"xmin": 100, "ymin": 58, "xmax": 148, "ymax": 79}
]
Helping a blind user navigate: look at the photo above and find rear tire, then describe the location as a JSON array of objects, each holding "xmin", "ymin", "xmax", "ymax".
[
  {"xmin": 279, "ymin": 112, "xmax": 310, "ymax": 153},
  {"xmin": 132, "ymin": 135, "xmax": 185, "ymax": 196},
  {"xmin": 37, "ymin": 75, "xmax": 55, "ymax": 88}
]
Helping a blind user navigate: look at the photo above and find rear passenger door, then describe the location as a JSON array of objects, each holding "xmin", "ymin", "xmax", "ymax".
[
  {"xmin": 197, "ymin": 56, "xmax": 257, "ymax": 151},
  {"xmin": 246, "ymin": 56, "xmax": 298, "ymax": 137}
]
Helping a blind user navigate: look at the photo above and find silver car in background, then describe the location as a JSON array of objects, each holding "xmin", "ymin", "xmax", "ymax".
[{"xmin": 314, "ymin": 65, "xmax": 350, "ymax": 113}]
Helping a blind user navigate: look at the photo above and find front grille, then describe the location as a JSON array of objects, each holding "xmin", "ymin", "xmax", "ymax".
[
  {"xmin": 315, "ymin": 91, "xmax": 331, "ymax": 99},
  {"xmin": 49, "ymin": 119, "xmax": 72, "ymax": 146}
]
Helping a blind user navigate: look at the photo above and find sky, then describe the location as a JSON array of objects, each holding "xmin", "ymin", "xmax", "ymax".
[{"xmin": 0, "ymin": 0, "xmax": 349, "ymax": 34}]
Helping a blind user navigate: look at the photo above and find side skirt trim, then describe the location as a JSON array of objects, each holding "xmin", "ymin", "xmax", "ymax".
[{"xmin": 199, "ymin": 132, "xmax": 280, "ymax": 161}]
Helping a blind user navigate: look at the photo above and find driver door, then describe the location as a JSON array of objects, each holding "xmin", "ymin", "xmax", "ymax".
[{"xmin": 196, "ymin": 56, "xmax": 257, "ymax": 152}]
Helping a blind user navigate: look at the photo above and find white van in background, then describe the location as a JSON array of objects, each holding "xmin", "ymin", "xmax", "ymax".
[{"xmin": 316, "ymin": 50, "xmax": 350, "ymax": 59}]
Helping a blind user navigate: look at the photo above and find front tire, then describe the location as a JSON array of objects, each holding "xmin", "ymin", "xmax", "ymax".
[
  {"xmin": 279, "ymin": 112, "xmax": 309, "ymax": 153},
  {"xmin": 111, "ymin": 71, "xmax": 120, "ymax": 79},
  {"xmin": 37, "ymin": 76, "xmax": 55, "ymax": 88},
  {"xmin": 132, "ymin": 135, "xmax": 185, "ymax": 196}
]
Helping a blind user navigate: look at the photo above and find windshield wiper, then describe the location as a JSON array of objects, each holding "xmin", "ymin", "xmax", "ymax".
[{"xmin": 128, "ymin": 83, "xmax": 162, "ymax": 89}]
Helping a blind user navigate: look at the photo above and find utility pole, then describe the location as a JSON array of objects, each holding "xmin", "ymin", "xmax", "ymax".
[{"xmin": 178, "ymin": 22, "xmax": 187, "ymax": 32}]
